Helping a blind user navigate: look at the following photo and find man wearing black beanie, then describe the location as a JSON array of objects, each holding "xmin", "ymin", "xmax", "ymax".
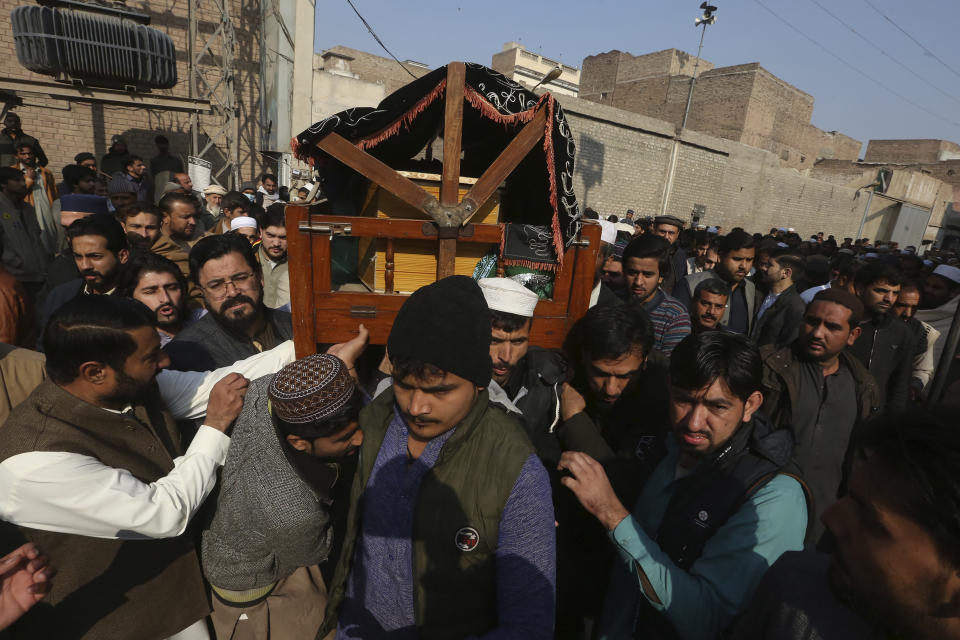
[{"xmin": 323, "ymin": 275, "xmax": 557, "ymax": 639}]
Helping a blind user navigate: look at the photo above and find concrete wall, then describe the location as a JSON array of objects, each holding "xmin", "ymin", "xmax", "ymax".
[
  {"xmin": 556, "ymin": 94, "xmax": 870, "ymax": 239},
  {"xmin": 311, "ymin": 72, "xmax": 386, "ymax": 122},
  {"xmin": 319, "ymin": 46, "xmax": 431, "ymax": 98},
  {"xmin": 0, "ymin": 0, "xmax": 264, "ymax": 185}
]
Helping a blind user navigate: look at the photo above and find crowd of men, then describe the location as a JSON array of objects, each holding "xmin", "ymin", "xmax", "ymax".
[{"xmin": 0, "ymin": 112, "xmax": 958, "ymax": 640}]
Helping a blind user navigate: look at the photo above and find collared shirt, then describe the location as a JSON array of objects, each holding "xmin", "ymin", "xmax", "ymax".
[
  {"xmin": 756, "ymin": 290, "xmax": 781, "ymax": 321},
  {"xmin": 800, "ymin": 283, "xmax": 830, "ymax": 304},
  {"xmin": 0, "ymin": 341, "xmax": 295, "ymax": 540},
  {"xmin": 597, "ymin": 436, "xmax": 807, "ymax": 640}
]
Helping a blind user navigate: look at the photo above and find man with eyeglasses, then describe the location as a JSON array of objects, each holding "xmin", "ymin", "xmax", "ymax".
[{"xmin": 164, "ymin": 233, "xmax": 293, "ymax": 371}]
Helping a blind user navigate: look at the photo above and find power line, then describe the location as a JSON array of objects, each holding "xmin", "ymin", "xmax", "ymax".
[
  {"xmin": 752, "ymin": 0, "xmax": 960, "ymax": 130},
  {"xmin": 807, "ymin": 0, "xmax": 960, "ymax": 107},
  {"xmin": 343, "ymin": 0, "xmax": 417, "ymax": 79},
  {"xmin": 862, "ymin": 0, "xmax": 960, "ymax": 82}
]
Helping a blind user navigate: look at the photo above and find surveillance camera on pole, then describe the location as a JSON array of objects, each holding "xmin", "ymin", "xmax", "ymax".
[{"xmin": 682, "ymin": 3, "xmax": 717, "ymax": 129}]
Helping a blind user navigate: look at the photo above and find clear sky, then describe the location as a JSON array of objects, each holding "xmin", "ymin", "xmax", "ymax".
[{"xmin": 314, "ymin": 0, "xmax": 960, "ymax": 154}]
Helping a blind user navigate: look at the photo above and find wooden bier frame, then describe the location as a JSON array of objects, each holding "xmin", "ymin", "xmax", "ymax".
[{"xmin": 286, "ymin": 62, "xmax": 599, "ymax": 357}]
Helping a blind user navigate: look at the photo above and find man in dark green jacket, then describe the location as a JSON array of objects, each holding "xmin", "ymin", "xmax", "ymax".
[
  {"xmin": 0, "ymin": 113, "xmax": 47, "ymax": 168},
  {"xmin": 323, "ymin": 276, "xmax": 556, "ymax": 640}
]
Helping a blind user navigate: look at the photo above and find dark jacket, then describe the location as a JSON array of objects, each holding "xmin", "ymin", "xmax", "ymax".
[
  {"xmin": 37, "ymin": 278, "xmax": 85, "ymax": 349},
  {"xmin": 662, "ymin": 245, "xmax": 688, "ymax": 295},
  {"xmin": 674, "ymin": 270, "xmax": 757, "ymax": 335},
  {"xmin": 847, "ymin": 311, "xmax": 915, "ymax": 410},
  {"xmin": 164, "ymin": 308, "xmax": 293, "ymax": 371},
  {"xmin": 751, "ymin": 284, "xmax": 806, "ymax": 348},
  {"xmin": 320, "ymin": 388, "xmax": 535, "ymax": 639},
  {"xmin": 760, "ymin": 343, "xmax": 881, "ymax": 539},
  {"xmin": 0, "ymin": 380, "xmax": 209, "ymax": 639},
  {"xmin": 0, "ymin": 129, "xmax": 47, "ymax": 167}
]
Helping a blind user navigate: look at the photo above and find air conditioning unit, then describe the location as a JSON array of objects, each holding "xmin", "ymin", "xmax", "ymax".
[{"xmin": 11, "ymin": 2, "xmax": 177, "ymax": 91}]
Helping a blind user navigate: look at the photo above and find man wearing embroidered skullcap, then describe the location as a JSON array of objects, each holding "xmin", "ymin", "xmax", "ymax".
[
  {"xmin": 201, "ymin": 327, "xmax": 369, "ymax": 640},
  {"xmin": 326, "ymin": 275, "xmax": 556, "ymax": 639},
  {"xmin": 917, "ymin": 263, "xmax": 960, "ymax": 371},
  {"xmin": 478, "ymin": 277, "xmax": 568, "ymax": 463}
]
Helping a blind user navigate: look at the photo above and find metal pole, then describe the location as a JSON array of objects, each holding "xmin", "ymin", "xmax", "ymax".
[
  {"xmin": 681, "ymin": 23, "xmax": 708, "ymax": 130},
  {"xmin": 926, "ymin": 299, "xmax": 960, "ymax": 405},
  {"xmin": 856, "ymin": 189, "xmax": 874, "ymax": 240}
]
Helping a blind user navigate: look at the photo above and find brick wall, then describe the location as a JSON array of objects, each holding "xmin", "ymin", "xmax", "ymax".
[
  {"xmin": 556, "ymin": 94, "xmax": 871, "ymax": 239},
  {"xmin": 863, "ymin": 139, "xmax": 952, "ymax": 163},
  {"xmin": 0, "ymin": 0, "xmax": 264, "ymax": 186}
]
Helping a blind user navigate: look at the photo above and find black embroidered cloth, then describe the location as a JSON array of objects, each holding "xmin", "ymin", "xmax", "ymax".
[{"xmin": 293, "ymin": 62, "xmax": 581, "ymax": 266}]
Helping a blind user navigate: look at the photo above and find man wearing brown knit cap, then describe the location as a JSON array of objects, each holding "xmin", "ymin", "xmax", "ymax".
[{"xmin": 201, "ymin": 329, "xmax": 369, "ymax": 640}]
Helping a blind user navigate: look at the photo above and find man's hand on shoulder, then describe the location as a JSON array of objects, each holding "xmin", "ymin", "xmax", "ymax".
[
  {"xmin": 205, "ymin": 373, "xmax": 249, "ymax": 433},
  {"xmin": 558, "ymin": 451, "xmax": 629, "ymax": 531}
]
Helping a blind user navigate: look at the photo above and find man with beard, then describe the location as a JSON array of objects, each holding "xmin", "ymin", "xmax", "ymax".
[
  {"xmin": 559, "ymin": 331, "xmax": 807, "ymax": 640},
  {"xmin": 117, "ymin": 251, "xmax": 191, "ymax": 346},
  {"xmin": 0, "ymin": 294, "xmax": 300, "ymax": 639},
  {"xmin": 621, "ymin": 234, "xmax": 690, "ymax": 357},
  {"xmin": 733, "ymin": 406, "xmax": 960, "ymax": 640},
  {"xmin": 57, "ymin": 152, "xmax": 98, "ymax": 197},
  {"xmin": 553, "ymin": 301, "xmax": 665, "ymax": 637},
  {"xmin": 686, "ymin": 230, "xmax": 711, "ymax": 275},
  {"xmin": 0, "ymin": 113, "xmax": 46, "ymax": 168},
  {"xmin": 760, "ymin": 289, "xmax": 881, "ymax": 542},
  {"xmin": 477, "ymin": 277, "xmax": 567, "ymax": 464},
  {"xmin": 114, "ymin": 155, "xmax": 150, "ymax": 203},
  {"xmin": 40, "ymin": 213, "xmax": 129, "ymax": 336},
  {"xmin": 675, "ymin": 229, "xmax": 757, "ymax": 335},
  {"xmin": 13, "ymin": 143, "xmax": 58, "ymax": 254},
  {"xmin": 201, "ymin": 184, "xmax": 227, "ymax": 231},
  {"xmin": 324, "ymin": 276, "xmax": 555, "ymax": 639},
  {"xmin": 117, "ymin": 203, "xmax": 162, "ymax": 251},
  {"xmin": 259, "ymin": 206, "xmax": 290, "ymax": 309},
  {"xmin": 916, "ymin": 264, "xmax": 960, "ymax": 372},
  {"xmin": 691, "ymin": 278, "xmax": 729, "ymax": 334},
  {"xmin": 208, "ymin": 191, "xmax": 250, "ymax": 235},
  {"xmin": 849, "ymin": 263, "xmax": 915, "ymax": 410},
  {"xmin": 153, "ymin": 192, "xmax": 201, "ymax": 280},
  {"xmin": 752, "ymin": 248, "xmax": 806, "ymax": 348},
  {"xmin": 165, "ymin": 233, "xmax": 294, "ymax": 371},
  {"xmin": 651, "ymin": 215, "xmax": 688, "ymax": 293},
  {"xmin": 202, "ymin": 335, "xmax": 368, "ymax": 639}
]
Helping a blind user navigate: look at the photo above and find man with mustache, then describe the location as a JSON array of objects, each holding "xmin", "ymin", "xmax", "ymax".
[
  {"xmin": 559, "ymin": 331, "xmax": 806, "ymax": 639},
  {"xmin": 165, "ymin": 233, "xmax": 293, "ymax": 371},
  {"xmin": 849, "ymin": 263, "xmax": 916, "ymax": 410},
  {"xmin": 40, "ymin": 214, "xmax": 129, "ymax": 335},
  {"xmin": 117, "ymin": 251, "xmax": 191, "ymax": 347},
  {"xmin": 153, "ymin": 192, "xmax": 202, "ymax": 281},
  {"xmin": 760, "ymin": 289, "xmax": 881, "ymax": 542},
  {"xmin": 733, "ymin": 407, "xmax": 960, "ymax": 640},
  {"xmin": 752, "ymin": 248, "xmax": 806, "ymax": 348},
  {"xmin": 674, "ymin": 229, "xmax": 757, "ymax": 335},
  {"xmin": 117, "ymin": 203, "xmax": 163, "ymax": 251},
  {"xmin": 259, "ymin": 206, "xmax": 290, "ymax": 309},
  {"xmin": 691, "ymin": 278, "xmax": 729, "ymax": 334},
  {"xmin": 202, "ymin": 330, "xmax": 368, "ymax": 640},
  {"xmin": 325, "ymin": 276, "xmax": 556, "ymax": 639}
]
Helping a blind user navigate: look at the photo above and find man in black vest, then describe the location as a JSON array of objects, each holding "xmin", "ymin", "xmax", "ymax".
[
  {"xmin": 559, "ymin": 331, "xmax": 807, "ymax": 640},
  {"xmin": 165, "ymin": 233, "xmax": 293, "ymax": 371}
]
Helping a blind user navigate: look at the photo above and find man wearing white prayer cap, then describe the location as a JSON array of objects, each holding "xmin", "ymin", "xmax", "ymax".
[
  {"xmin": 917, "ymin": 264, "xmax": 960, "ymax": 370},
  {"xmin": 589, "ymin": 220, "xmax": 621, "ymax": 308},
  {"xmin": 478, "ymin": 277, "xmax": 567, "ymax": 461},
  {"xmin": 230, "ymin": 215, "xmax": 259, "ymax": 245}
]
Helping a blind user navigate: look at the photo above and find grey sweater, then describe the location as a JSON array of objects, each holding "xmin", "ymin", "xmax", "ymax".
[{"xmin": 201, "ymin": 375, "xmax": 337, "ymax": 591}]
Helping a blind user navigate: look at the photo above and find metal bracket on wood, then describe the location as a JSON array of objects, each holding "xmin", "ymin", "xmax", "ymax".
[
  {"xmin": 298, "ymin": 221, "xmax": 352, "ymax": 236},
  {"xmin": 422, "ymin": 222, "xmax": 475, "ymax": 238}
]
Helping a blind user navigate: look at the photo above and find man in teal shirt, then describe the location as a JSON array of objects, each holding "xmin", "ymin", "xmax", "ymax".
[{"xmin": 559, "ymin": 331, "xmax": 807, "ymax": 640}]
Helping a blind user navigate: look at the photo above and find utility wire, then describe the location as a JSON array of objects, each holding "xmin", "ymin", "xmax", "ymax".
[
  {"xmin": 343, "ymin": 0, "xmax": 417, "ymax": 79},
  {"xmin": 753, "ymin": 0, "xmax": 960, "ymax": 130},
  {"xmin": 862, "ymin": 0, "xmax": 960, "ymax": 82},
  {"xmin": 807, "ymin": 0, "xmax": 960, "ymax": 107}
]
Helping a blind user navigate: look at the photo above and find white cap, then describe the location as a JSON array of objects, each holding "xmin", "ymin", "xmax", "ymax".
[
  {"xmin": 478, "ymin": 277, "xmax": 539, "ymax": 317},
  {"xmin": 230, "ymin": 216, "xmax": 258, "ymax": 231},
  {"xmin": 615, "ymin": 222, "xmax": 635, "ymax": 235},
  {"xmin": 933, "ymin": 264, "xmax": 960, "ymax": 284},
  {"xmin": 598, "ymin": 220, "xmax": 617, "ymax": 244}
]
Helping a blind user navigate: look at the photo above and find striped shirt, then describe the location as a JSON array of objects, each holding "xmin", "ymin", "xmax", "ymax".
[{"xmin": 644, "ymin": 289, "xmax": 691, "ymax": 356}]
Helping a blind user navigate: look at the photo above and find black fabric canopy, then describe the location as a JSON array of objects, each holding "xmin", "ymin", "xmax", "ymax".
[{"xmin": 293, "ymin": 62, "xmax": 582, "ymax": 262}]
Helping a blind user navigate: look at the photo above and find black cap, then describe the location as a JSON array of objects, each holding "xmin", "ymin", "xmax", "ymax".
[
  {"xmin": 388, "ymin": 276, "xmax": 492, "ymax": 386},
  {"xmin": 653, "ymin": 215, "xmax": 685, "ymax": 229}
]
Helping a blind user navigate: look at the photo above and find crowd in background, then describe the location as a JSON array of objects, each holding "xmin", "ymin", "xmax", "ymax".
[{"xmin": 0, "ymin": 109, "xmax": 958, "ymax": 640}]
